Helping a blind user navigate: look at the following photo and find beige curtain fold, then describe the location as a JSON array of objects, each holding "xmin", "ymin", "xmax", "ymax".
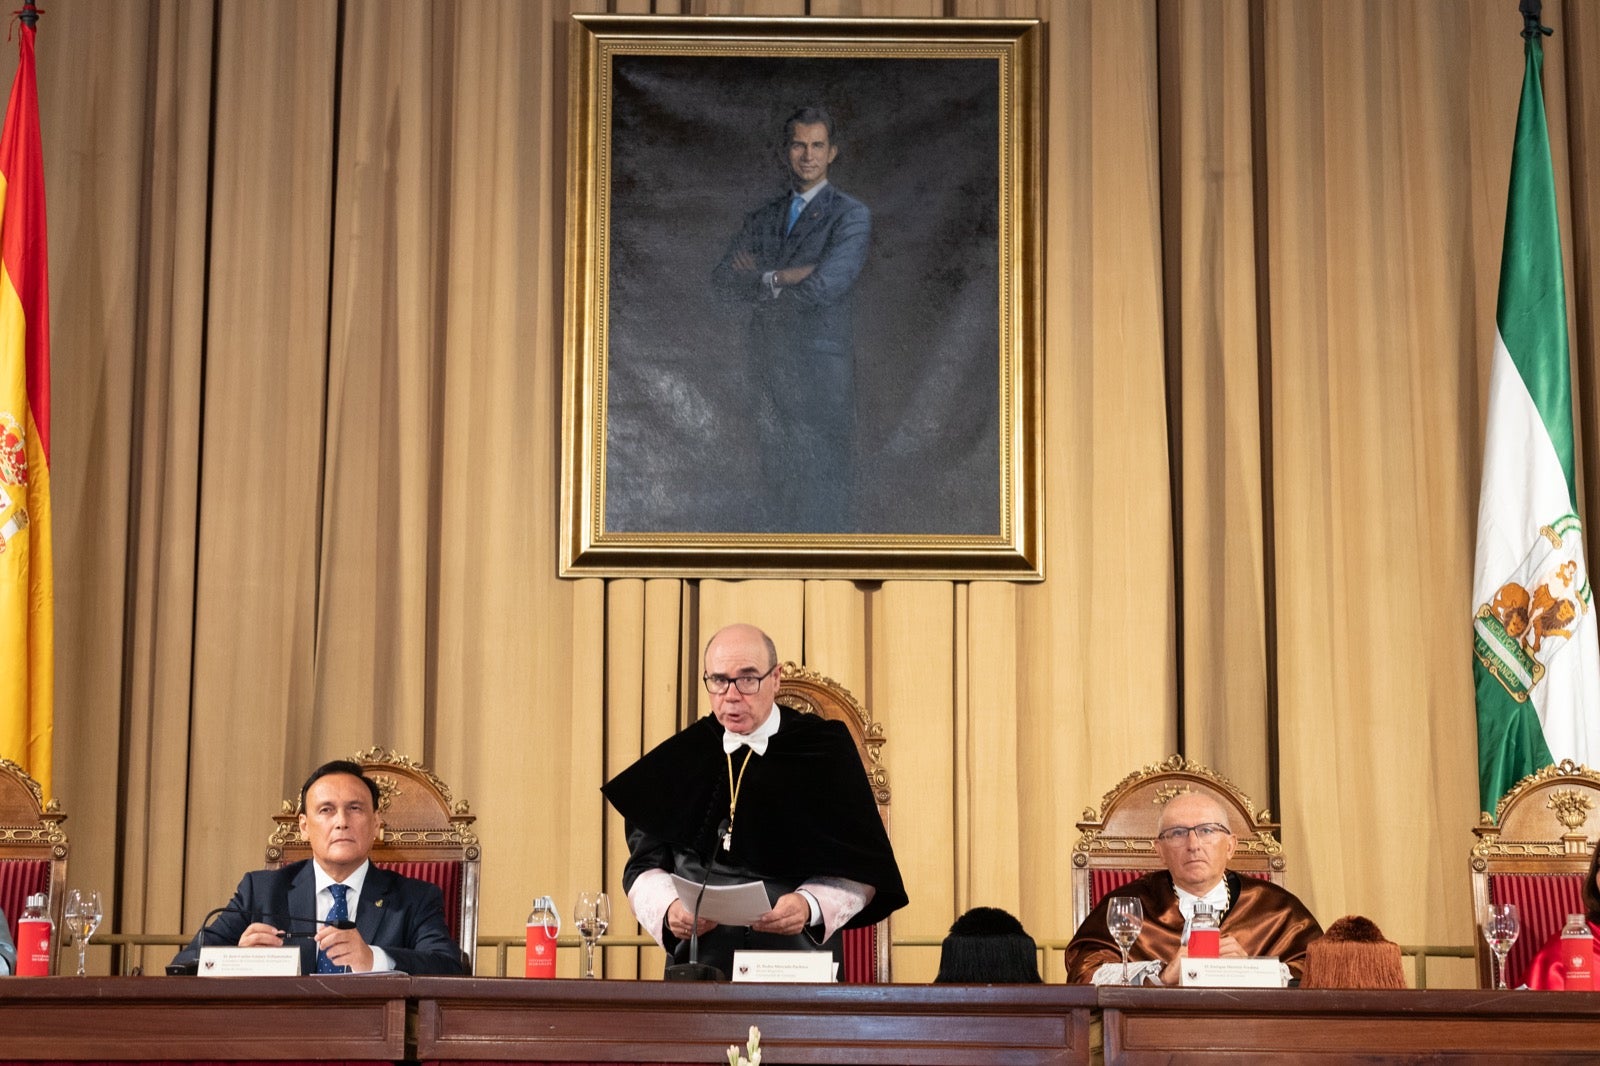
[{"xmin": 18, "ymin": 0, "xmax": 1597, "ymax": 986}]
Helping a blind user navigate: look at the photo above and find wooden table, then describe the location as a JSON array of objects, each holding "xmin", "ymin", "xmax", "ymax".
[
  {"xmin": 411, "ymin": 977, "xmax": 1098, "ymax": 1064},
  {"xmin": 1099, "ymin": 986, "xmax": 1600, "ymax": 1064},
  {"xmin": 12, "ymin": 977, "xmax": 1600, "ymax": 1063},
  {"xmin": 0, "ymin": 974, "xmax": 410, "ymax": 1061}
]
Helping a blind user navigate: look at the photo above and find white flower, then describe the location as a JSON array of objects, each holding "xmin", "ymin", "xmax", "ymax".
[{"xmin": 725, "ymin": 1025, "xmax": 762, "ymax": 1066}]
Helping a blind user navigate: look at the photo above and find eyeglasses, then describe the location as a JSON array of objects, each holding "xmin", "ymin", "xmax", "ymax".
[
  {"xmin": 703, "ymin": 665, "xmax": 777, "ymax": 695},
  {"xmin": 1155, "ymin": 822, "xmax": 1232, "ymax": 844}
]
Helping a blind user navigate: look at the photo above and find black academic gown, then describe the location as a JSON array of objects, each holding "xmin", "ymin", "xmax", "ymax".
[{"xmin": 602, "ymin": 706, "xmax": 907, "ymax": 976}]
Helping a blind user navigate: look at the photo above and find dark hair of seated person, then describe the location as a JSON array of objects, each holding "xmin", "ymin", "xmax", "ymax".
[{"xmin": 933, "ymin": 906, "xmax": 1043, "ymax": 984}]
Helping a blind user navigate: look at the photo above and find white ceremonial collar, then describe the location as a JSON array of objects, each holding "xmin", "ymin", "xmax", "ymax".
[
  {"xmin": 1174, "ymin": 878, "xmax": 1230, "ymax": 922},
  {"xmin": 723, "ymin": 707, "xmax": 781, "ymax": 756}
]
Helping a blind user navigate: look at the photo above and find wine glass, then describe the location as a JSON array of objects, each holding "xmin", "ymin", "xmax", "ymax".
[
  {"xmin": 574, "ymin": 891, "xmax": 610, "ymax": 979},
  {"xmin": 1107, "ymin": 896, "xmax": 1144, "ymax": 985},
  {"xmin": 1482, "ymin": 902, "xmax": 1519, "ymax": 990},
  {"xmin": 64, "ymin": 889, "xmax": 104, "ymax": 977}
]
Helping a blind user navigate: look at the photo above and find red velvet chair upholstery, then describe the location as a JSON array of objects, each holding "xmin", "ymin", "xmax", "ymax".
[
  {"xmin": 1471, "ymin": 759, "xmax": 1600, "ymax": 989},
  {"xmin": 0, "ymin": 756, "xmax": 68, "ymax": 971},
  {"xmin": 266, "ymin": 748, "xmax": 480, "ymax": 971},
  {"xmin": 1070, "ymin": 755, "xmax": 1287, "ymax": 934},
  {"xmin": 776, "ymin": 662, "xmax": 892, "ymax": 983}
]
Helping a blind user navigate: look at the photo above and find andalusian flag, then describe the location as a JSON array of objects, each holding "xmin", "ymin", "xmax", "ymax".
[
  {"xmin": 0, "ymin": 5, "xmax": 53, "ymax": 798},
  {"xmin": 1472, "ymin": 24, "xmax": 1600, "ymax": 815}
]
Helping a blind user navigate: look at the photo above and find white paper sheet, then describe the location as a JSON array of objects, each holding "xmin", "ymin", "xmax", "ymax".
[{"xmin": 669, "ymin": 875, "xmax": 772, "ymax": 926}]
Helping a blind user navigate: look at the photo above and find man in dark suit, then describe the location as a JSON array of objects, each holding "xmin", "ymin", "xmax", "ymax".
[
  {"xmin": 172, "ymin": 760, "xmax": 464, "ymax": 974},
  {"xmin": 713, "ymin": 107, "xmax": 871, "ymax": 532}
]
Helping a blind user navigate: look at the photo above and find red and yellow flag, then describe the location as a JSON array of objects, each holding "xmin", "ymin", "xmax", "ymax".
[{"xmin": 0, "ymin": 7, "xmax": 53, "ymax": 798}]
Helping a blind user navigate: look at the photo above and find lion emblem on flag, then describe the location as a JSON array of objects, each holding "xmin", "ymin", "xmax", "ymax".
[{"xmin": 1475, "ymin": 515, "xmax": 1594, "ymax": 702}]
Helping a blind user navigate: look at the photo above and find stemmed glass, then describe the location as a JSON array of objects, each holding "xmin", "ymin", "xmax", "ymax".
[
  {"xmin": 1107, "ymin": 897, "xmax": 1144, "ymax": 985},
  {"xmin": 64, "ymin": 889, "xmax": 104, "ymax": 977},
  {"xmin": 574, "ymin": 891, "xmax": 610, "ymax": 979},
  {"xmin": 1482, "ymin": 902, "xmax": 1519, "ymax": 990}
]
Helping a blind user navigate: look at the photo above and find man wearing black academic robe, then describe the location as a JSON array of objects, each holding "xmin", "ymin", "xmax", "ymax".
[{"xmin": 602, "ymin": 626, "xmax": 906, "ymax": 977}]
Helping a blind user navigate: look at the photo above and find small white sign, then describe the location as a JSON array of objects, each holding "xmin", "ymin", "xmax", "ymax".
[
  {"xmin": 730, "ymin": 950, "xmax": 837, "ymax": 983},
  {"xmin": 198, "ymin": 946, "xmax": 301, "ymax": 977},
  {"xmin": 1179, "ymin": 956, "xmax": 1286, "ymax": 988}
]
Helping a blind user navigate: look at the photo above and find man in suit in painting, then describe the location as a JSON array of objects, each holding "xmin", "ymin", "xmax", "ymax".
[{"xmin": 712, "ymin": 106, "xmax": 871, "ymax": 534}]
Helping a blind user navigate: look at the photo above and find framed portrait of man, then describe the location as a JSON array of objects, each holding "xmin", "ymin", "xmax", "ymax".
[{"xmin": 560, "ymin": 15, "xmax": 1043, "ymax": 580}]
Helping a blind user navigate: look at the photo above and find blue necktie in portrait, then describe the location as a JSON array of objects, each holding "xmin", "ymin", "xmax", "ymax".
[
  {"xmin": 316, "ymin": 883, "xmax": 350, "ymax": 974},
  {"xmin": 785, "ymin": 194, "xmax": 804, "ymax": 235}
]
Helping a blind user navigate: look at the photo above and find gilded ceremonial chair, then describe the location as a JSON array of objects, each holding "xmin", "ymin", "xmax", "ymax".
[
  {"xmin": 1470, "ymin": 759, "xmax": 1600, "ymax": 989},
  {"xmin": 266, "ymin": 748, "xmax": 481, "ymax": 972},
  {"xmin": 0, "ymin": 757, "xmax": 68, "ymax": 972},
  {"xmin": 777, "ymin": 661, "xmax": 891, "ymax": 983},
  {"xmin": 1070, "ymin": 754, "xmax": 1286, "ymax": 934}
]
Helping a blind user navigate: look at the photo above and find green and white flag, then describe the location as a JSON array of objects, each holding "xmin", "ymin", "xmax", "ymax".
[{"xmin": 1473, "ymin": 31, "xmax": 1600, "ymax": 816}]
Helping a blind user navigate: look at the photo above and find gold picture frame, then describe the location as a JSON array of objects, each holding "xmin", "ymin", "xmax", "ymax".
[{"xmin": 560, "ymin": 15, "xmax": 1043, "ymax": 580}]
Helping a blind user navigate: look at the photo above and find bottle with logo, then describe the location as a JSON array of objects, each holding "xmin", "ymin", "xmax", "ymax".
[
  {"xmin": 1187, "ymin": 901, "xmax": 1221, "ymax": 959},
  {"xmin": 16, "ymin": 892, "xmax": 53, "ymax": 976},
  {"xmin": 1561, "ymin": 912, "xmax": 1594, "ymax": 990},
  {"xmin": 525, "ymin": 895, "xmax": 561, "ymax": 978}
]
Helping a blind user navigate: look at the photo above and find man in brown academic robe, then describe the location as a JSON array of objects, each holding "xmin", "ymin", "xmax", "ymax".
[{"xmin": 1065, "ymin": 791, "xmax": 1322, "ymax": 985}]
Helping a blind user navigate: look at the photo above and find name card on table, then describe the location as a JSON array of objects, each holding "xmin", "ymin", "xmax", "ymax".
[
  {"xmin": 731, "ymin": 950, "xmax": 838, "ymax": 983},
  {"xmin": 198, "ymin": 946, "xmax": 301, "ymax": 977},
  {"xmin": 1179, "ymin": 957, "xmax": 1286, "ymax": 988}
]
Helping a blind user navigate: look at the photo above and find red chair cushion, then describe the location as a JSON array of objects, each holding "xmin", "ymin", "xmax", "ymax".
[
  {"xmin": 1090, "ymin": 869, "xmax": 1144, "ymax": 907},
  {"xmin": 0, "ymin": 858, "xmax": 49, "ymax": 943},
  {"xmin": 375, "ymin": 860, "xmax": 462, "ymax": 940},
  {"xmin": 1489, "ymin": 872, "xmax": 1585, "ymax": 989},
  {"xmin": 841, "ymin": 923, "xmax": 876, "ymax": 982}
]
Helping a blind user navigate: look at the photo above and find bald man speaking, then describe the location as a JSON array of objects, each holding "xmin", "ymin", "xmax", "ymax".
[
  {"xmin": 603, "ymin": 623, "xmax": 906, "ymax": 979},
  {"xmin": 1064, "ymin": 790, "xmax": 1322, "ymax": 985}
]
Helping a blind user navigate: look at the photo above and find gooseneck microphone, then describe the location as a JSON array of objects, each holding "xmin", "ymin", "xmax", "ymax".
[
  {"xmin": 166, "ymin": 904, "xmax": 357, "ymax": 975},
  {"xmin": 664, "ymin": 817, "xmax": 731, "ymax": 982}
]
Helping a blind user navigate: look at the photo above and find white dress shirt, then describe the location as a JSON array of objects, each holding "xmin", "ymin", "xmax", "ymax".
[{"xmin": 311, "ymin": 858, "xmax": 394, "ymax": 972}]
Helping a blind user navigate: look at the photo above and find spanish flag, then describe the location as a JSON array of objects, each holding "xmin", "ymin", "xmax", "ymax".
[{"xmin": 0, "ymin": 5, "xmax": 53, "ymax": 798}]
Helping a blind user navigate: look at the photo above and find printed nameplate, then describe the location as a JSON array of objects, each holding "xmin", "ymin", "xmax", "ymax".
[
  {"xmin": 1179, "ymin": 956, "xmax": 1284, "ymax": 988},
  {"xmin": 198, "ymin": 946, "xmax": 301, "ymax": 977},
  {"xmin": 730, "ymin": 950, "xmax": 837, "ymax": 983}
]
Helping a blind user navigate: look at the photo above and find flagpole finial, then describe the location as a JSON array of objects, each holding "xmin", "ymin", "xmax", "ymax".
[{"xmin": 1519, "ymin": 0, "xmax": 1553, "ymax": 39}]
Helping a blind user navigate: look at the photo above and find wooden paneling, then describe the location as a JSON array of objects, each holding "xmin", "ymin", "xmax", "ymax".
[{"xmin": 412, "ymin": 978, "xmax": 1094, "ymax": 1065}]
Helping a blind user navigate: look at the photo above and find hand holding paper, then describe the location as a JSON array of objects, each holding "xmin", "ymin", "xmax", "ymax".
[{"xmin": 670, "ymin": 875, "xmax": 772, "ymax": 926}]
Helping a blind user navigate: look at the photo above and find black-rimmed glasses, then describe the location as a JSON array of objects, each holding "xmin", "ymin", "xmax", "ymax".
[{"xmin": 703, "ymin": 665, "xmax": 777, "ymax": 695}]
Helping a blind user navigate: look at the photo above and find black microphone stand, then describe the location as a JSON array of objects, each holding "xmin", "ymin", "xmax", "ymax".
[{"xmin": 664, "ymin": 819, "xmax": 730, "ymax": 982}]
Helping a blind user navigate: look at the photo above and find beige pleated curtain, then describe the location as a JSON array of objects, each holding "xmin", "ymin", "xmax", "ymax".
[{"xmin": 16, "ymin": 0, "xmax": 1598, "ymax": 982}]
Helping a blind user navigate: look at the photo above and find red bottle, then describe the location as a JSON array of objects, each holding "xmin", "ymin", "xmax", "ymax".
[
  {"xmin": 1561, "ymin": 913, "xmax": 1594, "ymax": 991},
  {"xmin": 1187, "ymin": 902, "xmax": 1221, "ymax": 959},
  {"xmin": 525, "ymin": 895, "xmax": 560, "ymax": 978},
  {"xmin": 16, "ymin": 892, "xmax": 52, "ymax": 976}
]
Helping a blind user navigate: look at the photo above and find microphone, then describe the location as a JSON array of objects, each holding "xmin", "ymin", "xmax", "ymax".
[
  {"xmin": 165, "ymin": 905, "xmax": 357, "ymax": 975},
  {"xmin": 664, "ymin": 817, "xmax": 730, "ymax": 982},
  {"xmin": 167, "ymin": 902, "xmax": 255, "ymax": 975}
]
